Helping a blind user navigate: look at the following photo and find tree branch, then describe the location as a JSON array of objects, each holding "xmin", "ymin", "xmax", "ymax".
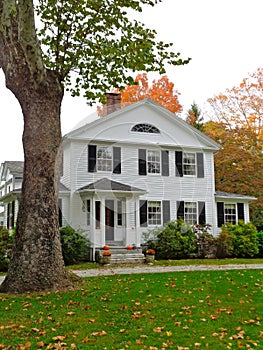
[{"xmin": 18, "ymin": 0, "xmax": 46, "ymax": 84}]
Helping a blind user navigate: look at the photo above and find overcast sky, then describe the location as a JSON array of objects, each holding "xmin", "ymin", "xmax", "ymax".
[{"xmin": 1, "ymin": 0, "xmax": 263, "ymax": 164}]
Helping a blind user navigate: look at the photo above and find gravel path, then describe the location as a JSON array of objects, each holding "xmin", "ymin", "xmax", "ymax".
[
  {"xmin": 71, "ymin": 263, "xmax": 263, "ymax": 278},
  {"xmin": 1, "ymin": 264, "xmax": 263, "ymax": 285}
]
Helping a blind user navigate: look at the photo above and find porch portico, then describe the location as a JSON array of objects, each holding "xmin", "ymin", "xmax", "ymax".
[{"xmin": 78, "ymin": 178, "xmax": 146, "ymax": 258}]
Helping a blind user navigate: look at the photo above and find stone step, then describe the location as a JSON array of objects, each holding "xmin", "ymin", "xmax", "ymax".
[{"xmin": 96, "ymin": 249, "xmax": 145, "ymax": 265}]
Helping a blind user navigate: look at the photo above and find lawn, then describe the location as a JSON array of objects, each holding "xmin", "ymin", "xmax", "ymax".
[{"xmin": 0, "ymin": 269, "xmax": 263, "ymax": 349}]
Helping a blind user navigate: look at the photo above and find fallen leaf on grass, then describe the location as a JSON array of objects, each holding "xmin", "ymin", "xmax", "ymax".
[
  {"xmin": 153, "ymin": 327, "xmax": 164, "ymax": 332},
  {"xmin": 52, "ymin": 336, "xmax": 66, "ymax": 341},
  {"xmin": 66, "ymin": 312, "xmax": 75, "ymax": 316},
  {"xmin": 91, "ymin": 330, "xmax": 107, "ymax": 337}
]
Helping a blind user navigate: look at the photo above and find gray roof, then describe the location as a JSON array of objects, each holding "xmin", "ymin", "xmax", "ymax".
[
  {"xmin": 215, "ymin": 191, "xmax": 257, "ymax": 201},
  {"xmin": 2, "ymin": 161, "xmax": 24, "ymax": 174},
  {"xmin": 59, "ymin": 183, "xmax": 70, "ymax": 192},
  {"xmin": 78, "ymin": 178, "xmax": 145, "ymax": 193}
]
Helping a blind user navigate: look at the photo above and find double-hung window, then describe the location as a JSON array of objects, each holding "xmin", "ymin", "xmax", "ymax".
[
  {"xmin": 88, "ymin": 145, "xmax": 121, "ymax": 173},
  {"xmin": 147, "ymin": 150, "xmax": 160, "ymax": 174},
  {"xmin": 224, "ymin": 204, "xmax": 236, "ymax": 224},
  {"xmin": 97, "ymin": 146, "xmax": 112, "ymax": 172},
  {"xmin": 140, "ymin": 200, "xmax": 170, "ymax": 227},
  {"xmin": 175, "ymin": 151, "xmax": 204, "ymax": 178},
  {"xmin": 139, "ymin": 149, "xmax": 169, "ymax": 176},
  {"xmin": 183, "ymin": 153, "xmax": 196, "ymax": 176},
  {"xmin": 184, "ymin": 202, "xmax": 197, "ymax": 224},
  {"xmin": 177, "ymin": 201, "xmax": 206, "ymax": 225},
  {"xmin": 148, "ymin": 201, "xmax": 162, "ymax": 225},
  {"xmin": 217, "ymin": 202, "xmax": 244, "ymax": 227}
]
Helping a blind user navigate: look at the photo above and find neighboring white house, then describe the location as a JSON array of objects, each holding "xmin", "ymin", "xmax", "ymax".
[{"xmin": 0, "ymin": 96, "xmax": 256, "ymax": 259}]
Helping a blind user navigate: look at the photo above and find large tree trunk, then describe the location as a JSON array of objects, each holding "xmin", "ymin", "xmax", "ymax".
[
  {"xmin": 0, "ymin": 71, "xmax": 74, "ymax": 293},
  {"xmin": 0, "ymin": 1, "xmax": 74, "ymax": 293}
]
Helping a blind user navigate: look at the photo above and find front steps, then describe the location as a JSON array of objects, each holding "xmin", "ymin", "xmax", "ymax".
[{"xmin": 96, "ymin": 247, "xmax": 145, "ymax": 265}]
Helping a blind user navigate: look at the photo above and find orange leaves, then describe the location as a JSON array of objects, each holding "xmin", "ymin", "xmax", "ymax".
[{"xmin": 99, "ymin": 73, "xmax": 182, "ymax": 115}]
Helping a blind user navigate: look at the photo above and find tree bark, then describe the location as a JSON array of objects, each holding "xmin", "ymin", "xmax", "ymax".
[
  {"xmin": 0, "ymin": 70, "xmax": 74, "ymax": 293},
  {"xmin": 0, "ymin": 0, "xmax": 74, "ymax": 293}
]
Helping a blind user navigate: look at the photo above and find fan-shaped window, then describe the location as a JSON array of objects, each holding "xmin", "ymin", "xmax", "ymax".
[{"xmin": 131, "ymin": 123, "xmax": 160, "ymax": 134}]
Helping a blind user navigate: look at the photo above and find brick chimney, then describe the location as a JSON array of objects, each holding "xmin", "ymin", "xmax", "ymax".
[{"xmin": 105, "ymin": 92, "xmax": 121, "ymax": 115}]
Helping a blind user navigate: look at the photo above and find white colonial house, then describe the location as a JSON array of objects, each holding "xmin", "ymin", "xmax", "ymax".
[{"xmin": 0, "ymin": 96, "xmax": 256, "ymax": 260}]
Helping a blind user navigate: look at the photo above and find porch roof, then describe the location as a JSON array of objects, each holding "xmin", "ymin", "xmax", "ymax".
[
  {"xmin": 78, "ymin": 178, "xmax": 146, "ymax": 194},
  {"xmin": 215, "ymin": 191, "xmax": 257, "ymax": 201}
]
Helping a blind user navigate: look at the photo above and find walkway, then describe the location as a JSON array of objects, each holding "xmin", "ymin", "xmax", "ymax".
[{"xmin": 1, "ymin": 263, "xmax": 263, "ymax": 285}]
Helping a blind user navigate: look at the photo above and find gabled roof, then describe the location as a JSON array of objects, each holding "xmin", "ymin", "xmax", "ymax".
[
  {"xmin": 1, "ymin": 161, "xmax": 24, "ymax": 181},
  {"xmin": 78, "ymin": 178, "xmax": 146, "ymax": 194},
  {"xmin": 215, "ymin": 191, "xmax": 257, "ymax": 201},
  {"xmin": 64, "ymin": 98, "xmax": 221, "ymax": 151}
]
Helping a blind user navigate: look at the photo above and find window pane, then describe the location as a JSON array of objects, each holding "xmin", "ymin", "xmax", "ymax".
[
  {"xmin": 97, "ymin": 146, "xmax": 112, "ymax": 172},
  {"xmin": 184, "ymin": 202, "xmax": 197, "ymax": 225},
  {"xmin": 183, "ymin": 153, "xmax": 196, "ymax": 176},
  {"xmin": 224, "ymin": 204, "xmax": 236, "ymax": 224},
  {"xmin": 148, "ymin": 201, "xmax": 161, "ymax": 225},
  {"xmin": 147, "ymin": 150, "xmax": 160, "ymax": 174}
]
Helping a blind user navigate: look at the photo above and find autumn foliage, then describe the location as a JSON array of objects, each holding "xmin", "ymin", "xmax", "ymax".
[
  {"xmin": 205, "ymin": 68, "xmax": 263, "ymax": 228},
  {"xmin": 98, "ymin": 73, "xmax": 182, "ymax": 116}
]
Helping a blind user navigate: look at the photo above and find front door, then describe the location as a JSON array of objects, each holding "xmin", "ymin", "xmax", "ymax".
[{"xmin": 105, "ymin": 199, "xmax": 114, "ymax": 241}]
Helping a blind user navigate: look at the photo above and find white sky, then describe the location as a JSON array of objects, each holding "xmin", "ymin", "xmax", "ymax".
[{"xmin": 1, "ymin": 0, "xmax": 263, "ymax": 164}]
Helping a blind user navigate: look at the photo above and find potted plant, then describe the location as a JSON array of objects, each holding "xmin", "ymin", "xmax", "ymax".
[
  {"xmin": 101, "ymin": 250, "xmax": 111, "ymax": 265},
  {"xmin": 145, "ymin": 249, "xmax": 155, "ymax": 264}
]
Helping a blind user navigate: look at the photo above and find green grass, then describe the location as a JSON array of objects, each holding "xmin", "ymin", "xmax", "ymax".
[{"xmin": 1, "ymin": 269, "xmax": 263, "ymax": 349}]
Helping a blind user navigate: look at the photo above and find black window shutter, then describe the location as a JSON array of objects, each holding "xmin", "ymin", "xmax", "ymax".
[
  {"xmin": 237, "ymin": 203, "xmax": 245, "ymax": 222},
  {"xmin": 177, "ymin": 201, "xmax": 184, "ymax": 220},
  {"xmin": 217, "ymin": 202, "xmax": 224, "ymax": 227},
  {"xmin": 175, "ymin": 151, "xmax": 183, "ymax": 177},
  {"xmin": 7, "ymin": 203, "xmax": 10, "ymax": 229},
  {"xmin": 58, "ymin": 198, "xmax": 62, "ymax": 227},
  {"xmin": 140, "ymin": 200, "xmax": 148, "ymax": 227},
  {"xmin": 113, "ymin": 147, "xmax": 121, "ymax": 174},
  {"xmin": 197, "ymin": 153, "xmax": 204, "ymax": 178},
  {"xmin": 161, "ymin": 150, "xmax": 169, "ymax": 176},
  {"xmin": 162, "ymin": 200, "xmax": 170, "ymax": 225},
  {"xmin": 138, "ymin": 149, "xmax": 147, "ymax": 175},
  {"xmin": 198, "ymin": 201, "xmax": 206, "ymax": 225},
  {"xmin": 88, "ymin": 145, "xmax": 97, "ymax": 172}
]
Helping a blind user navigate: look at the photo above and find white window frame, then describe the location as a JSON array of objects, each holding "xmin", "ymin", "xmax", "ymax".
[
  {"xmin": 183, "ymin": 152, "xmax": 196, "ymax": 176},
  {"xmin": 224, "ymin": 203, "xmax": 236, "ymax": 224},
  {"xmin": 184, "ymin": 202, "xmax": 197, "ymax": 225},
  {"xmin": 97, "ymin": 146, "xmax": 112, "ymax": 172},
  {"xmin": 147, "ymin": 150, "xmax": 161, "ymax": 174},
  {"xmin": 148, "ymin": 201, "xmax": 162, "ymax": 226}
]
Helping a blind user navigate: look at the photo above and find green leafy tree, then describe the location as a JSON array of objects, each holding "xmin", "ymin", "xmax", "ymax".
[
  {"xmin": 185, "ymin": 102, "xmax": 204, "ymax": 131},
  {"xmin": 0, "ymin": 0, "xmax": 189, "ymax": 293}
]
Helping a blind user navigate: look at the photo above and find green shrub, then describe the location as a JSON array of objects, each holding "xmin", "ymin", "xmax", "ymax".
[
  {"xmin": 0, "ymin": 226, "xmax": 14, "ymax": 272},
  {"xmin": 217, "ymin": 222, "xmax": 258, "ymax": 258},
  {"xmin": 146, "ymin": 219, "xmax": 196, "ymax": 260},
  {"xmin": 216, "ymin": 225, "xmax": 234, "ymax": 258},
  {"xmin": 256, "ymin": 231, "xmax": 263, "ymax": 257},
  {"xmin": 60, "ymin": 226, "xmax": 90, "ymax": 265},
  {"xmin": 193, "ymin": 224, "xmax": 217, "ymax": 258}
]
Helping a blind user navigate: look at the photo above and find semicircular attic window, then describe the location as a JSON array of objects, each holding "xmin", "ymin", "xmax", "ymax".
[{"xmin": 131, "ymin": 123, "xmax": 160, "ymax": 134}]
